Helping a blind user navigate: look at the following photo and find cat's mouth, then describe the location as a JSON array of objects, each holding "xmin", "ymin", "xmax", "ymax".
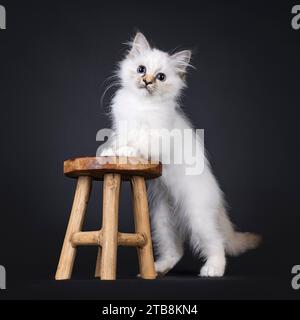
[{"xmin": 138, "ymin": 84, "xmax": 154, "ymax": 94}]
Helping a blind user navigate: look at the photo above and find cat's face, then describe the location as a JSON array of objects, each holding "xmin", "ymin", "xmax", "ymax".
[{"xmin": 119, "ymin": 33, "xmax": 191, "ymax": 100}]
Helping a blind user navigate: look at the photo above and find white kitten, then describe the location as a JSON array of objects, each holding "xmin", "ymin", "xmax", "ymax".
[{"xmin": 100, "ymin": 32, "xmax": 261, "ymax": 277}]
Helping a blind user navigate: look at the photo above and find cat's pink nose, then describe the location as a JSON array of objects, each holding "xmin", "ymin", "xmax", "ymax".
[
  {"xmin": 142, "ymin": 75, "xmax": 155, "ymax": 86},
  {"xmin": 143, "ymin": 79, "xmax": 152, "ymax": 86}
]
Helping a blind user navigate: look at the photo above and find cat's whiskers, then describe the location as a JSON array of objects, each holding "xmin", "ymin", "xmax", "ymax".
[{"xmin": 100, "ymin": 78, "xmax": 121, "ymax": 111}]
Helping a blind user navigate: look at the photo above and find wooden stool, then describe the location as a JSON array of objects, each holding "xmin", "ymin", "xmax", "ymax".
[{"xmin": 55, "ymin": 156, "xmax": 161, "ymax": 280}]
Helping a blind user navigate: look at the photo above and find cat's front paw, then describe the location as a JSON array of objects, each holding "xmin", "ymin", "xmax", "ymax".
[
  {"xmin": 155, "ymin": 262, "xmax": 171, "ymax": 278},
  {"xmin": 115, "ymin": 145, "xmax": 138, "ymax": 157},
  {"xmin": 99, "ymin": 147, "xmax": 116, "ymax": 157},
  {"xmin": 154, "ymin": 259, "xmax": 178, "ymax": 277}
]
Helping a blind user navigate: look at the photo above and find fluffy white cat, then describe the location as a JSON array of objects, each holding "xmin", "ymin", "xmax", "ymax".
[{"xmin": 100, "ymin": 32, "xmax": 261, "ymax": 277}]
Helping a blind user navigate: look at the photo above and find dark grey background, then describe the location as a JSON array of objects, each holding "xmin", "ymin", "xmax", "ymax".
[{"xmin": 0, "ymin": 0, "xmax": 299, "ymax": 299}]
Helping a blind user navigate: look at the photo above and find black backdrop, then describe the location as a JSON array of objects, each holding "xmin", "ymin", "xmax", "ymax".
[{"xmin": 0, "ymin": 0, "xmax": 299, "ymax": 299}]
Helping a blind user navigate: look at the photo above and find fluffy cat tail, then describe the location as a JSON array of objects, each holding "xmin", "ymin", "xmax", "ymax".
[{"xmin": 219, "ymin": 208, "xmax": 262, "ymax": 256}]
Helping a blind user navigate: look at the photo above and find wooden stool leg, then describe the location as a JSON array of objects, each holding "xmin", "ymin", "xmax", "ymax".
[
  {"xmin": 55, "ymin": 176, "xmax": 92, "ymax": 280},
  {"xmin": 100, "ymin": 173, "xmax": 121, "ymax": 280},
  {"xmin": 131, "ymin": 176, "xmax": 157, "ymax": 279},
  {"xmin": 94, "ymin": 246, "xmax": 102, "ymax": 278}
]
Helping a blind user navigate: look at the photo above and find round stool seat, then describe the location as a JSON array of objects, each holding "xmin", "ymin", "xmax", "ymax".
[{"xmin": 64, "ymin": 156, "xmax": 162, "ymax": 180}]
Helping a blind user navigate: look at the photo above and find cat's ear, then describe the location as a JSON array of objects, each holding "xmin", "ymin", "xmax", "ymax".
[
  {"xmin": 171, "ymin": 50, "xmax": 192, "ymax": 74},
  {"xmin": 128, "ymin": 32, "xmax": 151, "ymax": 57}
]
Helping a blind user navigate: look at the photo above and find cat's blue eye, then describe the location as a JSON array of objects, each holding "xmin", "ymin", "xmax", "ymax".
[
  {"xmin": 137, "ymin": 65, "xmax": 146, "ymax": 74},
  {"xmin": 156, "ymin": 73, "xmax": 166, "ymax": 81}
]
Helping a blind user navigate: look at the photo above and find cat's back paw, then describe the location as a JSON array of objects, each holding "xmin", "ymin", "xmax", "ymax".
[{"xmin": 199, "ymin": 261, "xmax": 225, "ymax": 277}]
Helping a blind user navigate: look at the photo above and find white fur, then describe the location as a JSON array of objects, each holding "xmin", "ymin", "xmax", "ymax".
[{"xmin": 100, "ymin": 32, "xmax": 261, "ymax": 277}]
